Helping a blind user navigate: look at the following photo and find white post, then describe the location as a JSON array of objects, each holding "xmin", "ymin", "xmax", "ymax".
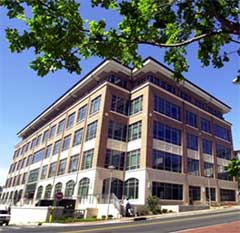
[
  {"xmin": 208, "ymin": 176, "xmax": 211, "ymax": 207},
  {"xmin": 106, "ymin": 165, "xmax": 115, "ymax": 219}
]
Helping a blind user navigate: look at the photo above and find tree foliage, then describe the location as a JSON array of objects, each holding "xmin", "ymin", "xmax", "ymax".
[
  {"xmin": 225, "ymin": 158, "xmax": 240, "ymax": 178},
  {"xmin": 1, "ymin": 0, "xmax": 240, "ymax": 80}
]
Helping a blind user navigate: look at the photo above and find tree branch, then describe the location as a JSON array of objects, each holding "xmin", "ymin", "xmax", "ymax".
[
  {"xmin": 137, "ymin": 31, "xmax": 226, "ymax": 48},
  {"xmin": 210, "ymin": 0, "xmax": 240, "ymax": 35}
]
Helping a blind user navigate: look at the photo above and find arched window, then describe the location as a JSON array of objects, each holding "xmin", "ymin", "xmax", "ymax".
[
  {"xmin": 78, "ymin": 178, "xmax": 90, "ymax": 198},
  {"xmin": 18, "ymin": 189, "xmax": 23, "ymax": 201},
  {"xmin": 54, "ymin": 182, "xmax": 62, "ymax": 195},
  {"xmin": 44, "ymin": 184, "xmax": 52, "ymax": 199},
  {"xmin": 102, "ymin": 178, "xmax": 123, "ymax": 199},
  {"xmin": 124, "ymin": 178, "xmax": 139, "ymax": 199},
  {"xmin": 1, "ymin": 193, "xmax": 5, "ymax": 200},
  {"xmin": 9, "ymin": 191, "xmax": 13, "ymax": 201},
  {"xmin": 65, "ymin": 180, "xmax": 75, "ymax": 198},
  {"xmin": 36, "ymin": 186, "xmax": 43, "ymax": 199},
  {"xmin": 5, "ymin": 192, "xmax": 9, "ymax": 200},
  {"xmin": 13, "ymin": 190, "xmax": 18, "ymax": 202}
]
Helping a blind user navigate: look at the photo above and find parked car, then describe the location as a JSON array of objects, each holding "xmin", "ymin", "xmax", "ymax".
[{"xmin": 0, "ymin": 209, "xmax": 11, "ymax": 226}]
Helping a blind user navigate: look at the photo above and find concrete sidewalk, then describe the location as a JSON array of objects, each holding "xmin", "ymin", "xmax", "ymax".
[
  {"xmin": 39, "ymin": 205, "xmax": 240, "ymax": 227},
  {"xmin": 178, "ymin": 221, "xmax": 240, "ymax": 233}
]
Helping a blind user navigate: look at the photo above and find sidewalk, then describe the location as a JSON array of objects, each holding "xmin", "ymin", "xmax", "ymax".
[
  {"xmin": 40, "ymin": 205, "xmax": 240, "ymax": 227},
  {"xmin": 178, "ymin": 221, "xmax": 240, "ymax": 233}
]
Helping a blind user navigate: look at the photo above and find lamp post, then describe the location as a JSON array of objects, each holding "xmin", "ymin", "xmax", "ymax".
[
  {"xmin": 106, "ymin": 165, "xmax": 115, "ymax": 220},
  {"xmin": 207, "ymin": 174, "xmax": 211, "ymax": 207}
]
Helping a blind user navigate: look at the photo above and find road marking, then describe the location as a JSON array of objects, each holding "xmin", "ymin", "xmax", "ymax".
[{"xmin": 62, "ymin": 211, "xmax": 239, "ymax": 233}]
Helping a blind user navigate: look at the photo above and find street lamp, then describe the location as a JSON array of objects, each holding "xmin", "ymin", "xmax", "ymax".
[
  {"xmin": 206, "ymin": 174, "xmax": 211, "ymax": 207},
  {"xmin": 106, "ymin": 165, "xmax": 115, "ymax": 220}
]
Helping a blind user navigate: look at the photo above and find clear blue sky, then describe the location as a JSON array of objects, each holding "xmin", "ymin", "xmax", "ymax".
[{"xmin": 0, "ymin": 2, "xmax": 239, "ymax": 186}]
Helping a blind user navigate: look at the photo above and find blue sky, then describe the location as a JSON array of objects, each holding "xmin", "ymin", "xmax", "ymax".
[{"xmin": 0, "ymin": 2, "xmax": 239, "ymax": 186}]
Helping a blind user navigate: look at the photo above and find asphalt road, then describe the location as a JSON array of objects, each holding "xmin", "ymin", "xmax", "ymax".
[{"xmin": 0, "ymin": 209, "xmax": 239, "ymax": 233}]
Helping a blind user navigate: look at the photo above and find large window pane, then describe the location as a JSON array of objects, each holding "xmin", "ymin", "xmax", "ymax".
[
  {"xmin": 81, "ymin": 149, "xmax": 94, "ymax": 170},
  {"xmin": 86, "ymin": 121, "xmax": 98, "ymax": 141},
  {"xmin": 90, "ymin": 96, "xmax": 101, "ymax": 115},
  {"xmin": 126, "ymin": 149, "xmax": 140, "ymax": 170}
]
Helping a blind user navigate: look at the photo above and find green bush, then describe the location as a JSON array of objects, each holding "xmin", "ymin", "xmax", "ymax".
[
  {"xmin": 108, "ymin": 215, "xmax": 113, "ymax": 219},
  {"xmin": 101, "ymin": 215, "xmax": 106, "ymax": 220},
  {"xmin": 147, "ymin": 195, "xmax": 160, "ymax": 214},
  {"xmin": 136, "ymin": 206, "xmax": 150, "ymax": 216},
  {"xmin": 162, "ymin": 208, "xmax": 168, "ymax": 214}
]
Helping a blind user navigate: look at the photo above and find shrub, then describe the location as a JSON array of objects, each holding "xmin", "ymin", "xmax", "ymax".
[
  {"xmin": 101, "ymin": 215, "xmax": 106, "ymax": 220},
  {"xmin": 108, "ymin": 215, "xmax": 113, "ymax": 219},
  {"xmin": 137, "ymin": 206, "xmax": 150, "ymax": 216},
  {"xmin": 162, "ymin": 208, "xmax": 168, "ymax": 214},
  {"xmin": 147, "ymin": 195, "xmax": 160, "ymax": 214}
]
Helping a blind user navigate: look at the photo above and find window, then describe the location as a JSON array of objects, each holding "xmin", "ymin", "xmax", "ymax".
[
  {"xmin": 31, "ymin": 138, "xmax": 37, "ymax": 149},
  {"xmin": 129, "ymin": 96, "xmax": 143, "ymax": 115},
  {"xmin": 78, "ymin": 178, "xmax": 90, "ymax": 198},
  {"xmin": 201, "ymin": 118, "xmax": 211, "ymax": 133},
  {"xmin": 58, "ymin": 159, "xmax": 67, "ymax": 175},
  {"xmin": 22, "ymin": 173, "xmax": 27, "ymax": 184},
  {"xmin": 148, "ymin": 75, "xmax": 176, "ymax": 94},
  {"xmin": 42, "ymin": 130, "xmax": 49, "ymax": 144},
  {"xmin": 73, "ymin": 128, "xmax": 83, "ymax": 146},
  {"xmin": 152, "ymin": 150, "xmax": 182, "ymax": 173},
  {"xmin": 108, "ymin": 75, "xmax": 127, "ymax": 88},
  {"xmin": 187, "ymin": 133, "xmax": 198, "ymax": 151},
  {"xmin": 103, "ymin": 178, "xmax": 123, "ymax": 199},
  {"xmin": 77, "ymin": 105, "xmax": 87, "ymax": 122},
  {"xmin": 111, "ymin": 95, "xmax": 129, "ymax": 115},
  {"xmin": 124, "ymin": 178, "xmax": 139, "ymax": 199},
  {"xmin": 57, "ymin": 119, "xmax": 65, "ymax": 134},
  {"xmin": 187, "ymin": 158, "xmax": 199, "ymax": 176},
  {"xmin": 49, "ymin": 125, "xmax": 56, "ymax": 138},
  {"xmin": 217, "ymin": 165, "xmax": 232, "ymax": 181},
  {"xmin": 128, "ymin": 121, "xmax": 142, "ymax": 141},
  {"xmin": 28, "ymin": 169, "xmax": 39, "ymax": 183},
  {"xmin": 45, "ymin": 144, "xmax": 52, "ymax": 158},
  {"xmin": 81, "ymin": 149, "xmax": 94, "ymax": 170},
  {"xmin": 53, "ymin": 140, "xmax": 61, "ymax": 155},
  {"xmin": 204, "ymin": 162, "xmax": 214, "ymax": 178},
  {"xmin": 220, "ymin": 189, "xmax": 235, "ymax": 201},
  {"xmin": 154, "ymin": 95, "xmax": 181, "ymax": 121},
  {"xmin": 62, "ymin": 135, "xmax": 71, "ymax": 151},
  {"xmin": 206, "ymin": 187, "xmax": 216, "ymax": 201},
  {"xmin": 186, "ymin": 111, "xmax": 197, "ymax": 127},
  {"xmin": 90, "ymin": 96, "xmax": 101, "ymax": 115},
  {"xmin": 41, "ymin": 165, "xmax": 48, "ymax": 179},
  {"xmin": 152, "ymin": 182, "xmax": 183, "ymax": 200},
  {"xmin": 54, "ymin": 183, "xmax": 62, "ymax": 195},
  {"xmin": 108, "ymin": 121, "xmax": 127, "ymax": 141},
  {"xmin": 36, "ymin": 186, "xmax": 43, "ymax": 200},
  {"xmin": 48, "ymin": 162, "xmax": 57, "ymax": 177},
  {"xmin": 65, "ymin": 180, "xmax": 75, "ymax": 197},
  {"xmin": 105, "ymin": 149, "xmax": 125, "ymax": 170},
  {"xmin": 153, "ymin": 121, "xmax": 181, "ymax": 145},
  {"xmin": 216, "ymin": 144, "xmax": 231, "ymax": 160},
  {"xmin": 202, "ymin": 139, "xmax": 212, "ymax": 155},
  {"xmin": 189, "ymin": 186, "xmax": 201, "ymax": 201},
  {"xmin": 126, "ymin": 149, "xmax": 140, "ymax": 170},
  {"xmin": 214, "ymin": 125, "xmax": 230, "ymax": 141},
  {"xmin": 180, "ymin": 91, "xmax": 191, "ymax": 102},
  {"xmin": 33, "ymin": 149, "xmax": 44, "ymax": 164},
  {"xmin": 69, "ymin": 154, "xmax": 79, "ymax": 173},
  {"xmin": 86, "ymin": 121, "xmax": 98, "ymax": 141},
  {"xmin": 36, "ymin": 134, "xmax": 42, "ymax": 146},
  {"xmin": 44, "ymin": 184, "xmax": 52, "ymax": 199},
  {"xmin": 67, "ymin": 112, "xmax": 75, "ymax": 128}
]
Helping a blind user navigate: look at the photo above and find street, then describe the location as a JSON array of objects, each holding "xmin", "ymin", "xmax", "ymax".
[{"xmin": 0, "ymin": 209, "xmax": 239, "ymax": 233}]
